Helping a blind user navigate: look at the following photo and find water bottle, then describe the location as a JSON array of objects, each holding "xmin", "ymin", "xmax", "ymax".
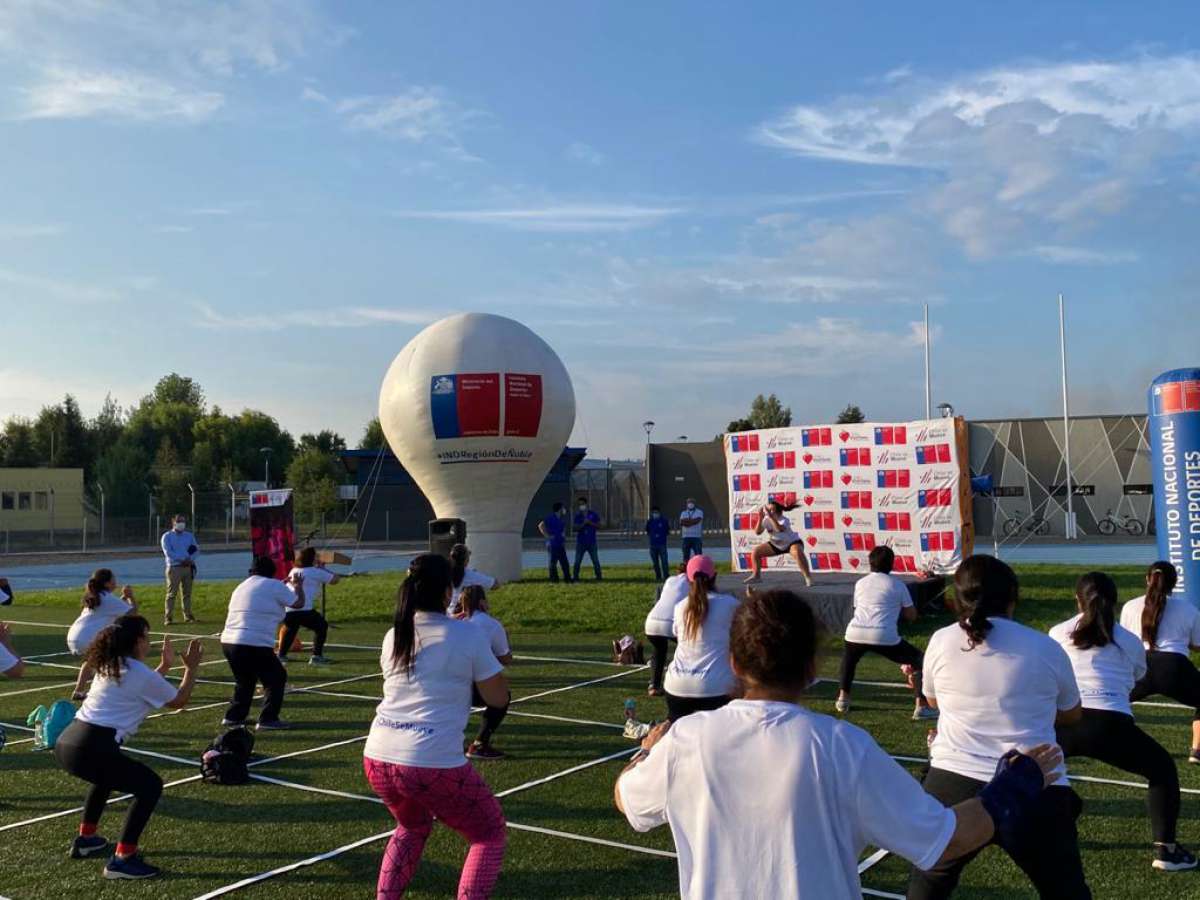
[{"xmin": 624, "ymin": 699, "xmax": 637, "ymax": 722}]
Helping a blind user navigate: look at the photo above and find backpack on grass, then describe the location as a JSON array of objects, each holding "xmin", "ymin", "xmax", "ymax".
[
  {"xmin": 201, "ymin": 726, "xmax": 255, "ymax": 785},
  {"xmin": 27, "ymin": 700, "xmax": 76, "ymax": 750},
  {"xmin": 611, "ymin": 634, "xmax": 644, "ymax": 665}
]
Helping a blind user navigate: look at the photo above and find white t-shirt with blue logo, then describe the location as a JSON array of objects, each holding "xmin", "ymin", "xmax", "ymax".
[
  {"xmin": 365, "ymin": 613, "xmax": 503, "ymax": 768},
  {"xmin": 665, "ymin": 592, "xmax": 740, "ymax": 698}
]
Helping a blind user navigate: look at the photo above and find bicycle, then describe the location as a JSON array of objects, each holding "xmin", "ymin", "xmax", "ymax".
[
  {"xmin": 1096, "ymin": 509, "xmax": 1146, "ymax": 537},
  {"xmin": 1001, "ymin": 508, "xmax": 1050, "ymax": 537}
]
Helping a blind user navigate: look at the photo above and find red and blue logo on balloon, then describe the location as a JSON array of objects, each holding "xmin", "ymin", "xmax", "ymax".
[{"xmin": 430, "ymin": 373, "xmax": 542, "ymax": 439}]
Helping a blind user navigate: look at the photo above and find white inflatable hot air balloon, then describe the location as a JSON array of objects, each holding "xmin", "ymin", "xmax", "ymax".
[{"xmin": 378, "ymin": 313, "xmax": 576, "ymax": 582}]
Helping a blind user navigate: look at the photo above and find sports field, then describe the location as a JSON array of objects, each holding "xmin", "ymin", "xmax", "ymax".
[{"xmin": 0, "ymin": 563, "xmax": 1195, "ymax": 899}]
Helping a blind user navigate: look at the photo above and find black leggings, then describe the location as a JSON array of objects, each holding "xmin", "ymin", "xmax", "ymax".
[
  {"xmin": 907, "ymin": 767, "xmax": 1090, "ymax": 900},
  {"xmin": 838, "ymin": 639, "xmax": 923, "ymax": 693},
  {"xmin": 1130, "ymin": 650, "xmax": 1200, "ymax": 720},
  {"xmin": 647, "ymin": 635, "xmax": 675, "ymax": 691},
  {"xmin": 54, "ymin": 721, "xmax": 163, "ymax": 846},
  {"xmin": 222, "ymin": 643, "xmax": 288, "ymax": 724},
  {"xmin": 1057, "ymin": 707, "xmax": 1179, "ymax": 843},
  {"xmin": 471, "ymin": 686, "xmax": 510, "ymax": 745},
  {"xmin": 664, "ymin": 692, "xmax": 730, "ymax": 722},
  {"xmin": 279, "ymin": 609, "xmax": 328, "ymax": 657}
]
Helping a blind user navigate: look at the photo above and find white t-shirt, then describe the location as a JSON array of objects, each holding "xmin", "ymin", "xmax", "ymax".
[
  {"xmin": 0, "ymin": 641, "xmax": 19, "ymax": 675},
  {"xmin": 618, "ymin": 700, "xmax": 956, "ymax": 900},
  {"xmin": 665, "ymin": 591, "xmax": 739, "ymax": 698},
  {"xmin": 679, "ymin": 507, "xmax": 704, "ymax": 539},
  {"xmin": 923, "ymin": 617, "xmax": 1079, "ymax": 785},
  {"xmin": 763, "ymin": 512, "xmax": 800, "ymax": 549},
  {"xmin": 645, "ymin": 574, "xmax": 689, "ymax": 638},
  {"xmin": 465, "ymin": 610, "xmax": 510, "ymax": 659},
  {"xmin": 287, "ymin": 566, "xmax": 335, "ymax": 613},
  {"xmin": 75, "ymin": 657, "xmax": 178, "ymax": 742},
  {"xmin": 1119, "ymin": 594, "xmax": 1200, "ymax": 656},
  {"xmin": 67, "ymin": 592, "xmax": 134, "ymax": 655},
  {"xmin": 844, "ymin": 573, "xmax": 913, "ymax": 646},
  {"xmin": 221, "ymin": 575, "xmax": 297, "ymax": 648},
  {"xmin": 1049, "ymin": 614, "xmax": 1147, "ymax": 716},
  {"xmin": 448, "ymin": 567, "xmax": 498, "ymax": 614},
  {"xmin": 364, "ymin": 614, "xmax": 503, "ymax": 768}
]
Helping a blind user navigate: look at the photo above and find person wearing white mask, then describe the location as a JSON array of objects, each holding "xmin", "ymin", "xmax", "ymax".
[
  {"xmin": 573, "ymin": 497, "xmax": 602, "ymax": 581},
  {"xmin": 67, "ymin": 568, "xmax": 137, "ymax": 700},
  {"xmin": 679, "ymin": 499, "xmax": 704, "ymax": 561},
  {"xmin": 160, "ymin": 514, "xmax": 198, "ymax": 625}
]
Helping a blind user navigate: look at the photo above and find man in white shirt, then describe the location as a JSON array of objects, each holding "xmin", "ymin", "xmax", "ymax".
[
  {"xmin": 616, "ymin": 588, "xmax": 1061, "ymax": 900},
  {"xmin": 160, "ymin": 514, "xmax": 199, "ymax": 625},
  {"xmin": 679, "ymin": 499, "xmax": 704, "ymax": 561}
]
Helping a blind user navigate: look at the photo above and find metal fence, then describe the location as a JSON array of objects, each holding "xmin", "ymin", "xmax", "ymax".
[{"xmin": 570, "ymin": 462, "xmax": 650, "ymax": 536}]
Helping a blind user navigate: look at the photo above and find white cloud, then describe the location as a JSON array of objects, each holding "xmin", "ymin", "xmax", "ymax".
[
  {"xmin": 1031, "ymin": 245, "xmax": 1139, "ymax": 265},
  {"xmin": 755, "ymin": 53, "xmax": 1200, "ymax": 256},
  {"xmin": 195, "ymin": 303, "xmax": 440, "ymax": 330},
  {"xmin": 0, "ymin": 266, "xmax": 119, "ymax": 303},
  {"xmin": 17, "ymin": 66, "xmax": 223, "ymax": 121},
  {"xmin": 0, "ymin": 223, "xmax": 65, "ymax": 238},
  {"xmin": 329, "ymin": 87, "xmax": 482, "ymax": 158},
  {"xmin": 391, "ymin": 204, "xmax": 684, "ymax": 233},
  {"xmin": 566, "ymin": 141, "xmax": 605, "ymax": 165},
  {"xmin": 152, "ymin": 224, "xmax": 193, "ymax": 234}
]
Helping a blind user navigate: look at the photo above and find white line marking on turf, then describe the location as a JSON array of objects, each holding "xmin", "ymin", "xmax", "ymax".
[
  {"xmin": 507, "ymin": 665, "xmax": 648, "ymax": 705},
  {"xmin": 858, "ymin": 847, "xmax": 890, "ymax": 873},
  {"xmin": 862, "ymin": 890, "xmax": 904, "ymax": 900},
  {"xmin": 0, "ymin": 772, "xmax": 205, "ymax": 833},
  {"xmin": 0, "ymin": 679, "xmax": 79, "ymax": 698},
  {"xmin": 512, "ymin": 654, "xmax": 629, "ymax": 668},
  {"xmin": 505, "ymin": 822, "xmax": 677, "ymax": 858}
]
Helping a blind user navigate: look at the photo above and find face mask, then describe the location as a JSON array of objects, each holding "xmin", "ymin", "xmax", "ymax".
[
  {"xmin": 686, "ymin": 504, "xmax": 695, "ymax": 511},
  {"xmin": 651, "ymin": 512, "xmax": 660, "ymax": 518},
  {"xmin": 578, "ymin": 505, "xmax": 587, "ymax": 512},
  {"xmin": 174, "ymin": 522, "xmax": 186, "ymax": 532}
]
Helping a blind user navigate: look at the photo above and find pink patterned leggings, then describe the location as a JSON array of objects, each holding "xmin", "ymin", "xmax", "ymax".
[{"xmin": 364, "ymin": 757, "xmax": 506, "ymax": 899}]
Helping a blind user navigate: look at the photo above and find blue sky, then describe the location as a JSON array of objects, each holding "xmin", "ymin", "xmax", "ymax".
[{"xmin": 2, "ymin": 2, "xmax": 1199, "ymax": 458}]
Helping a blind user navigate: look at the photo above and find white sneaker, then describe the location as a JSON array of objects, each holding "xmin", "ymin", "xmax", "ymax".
[
  {"xmin": 803, "ymin": 575, "xmax": 814, "ymax": 588},
  {"xmin": 835, "ymin": 698, "xmax": 850, "ymax": 714},
  {"xmin": 913, "ymin": 706, "xmax": 939, "ymax": 721},
  {"xmin": 743, "ymin": 574, "xmax": 762, "ymax": 584}
]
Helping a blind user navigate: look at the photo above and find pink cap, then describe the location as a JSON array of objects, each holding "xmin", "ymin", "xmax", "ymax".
[{"xmin": 686, "ymin": 554, "xmax": 716, "ymax": 582}]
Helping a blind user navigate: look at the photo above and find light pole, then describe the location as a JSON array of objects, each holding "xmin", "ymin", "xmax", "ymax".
[
  {"xmin": 260, "ymin": 447, "xmax": 273, "ymax": 488},
  {"xmin": 186, "ymin": 482, "xmax": 196, "ymax": 532},
  {"xmin": 96, "ymin": 483, "xmax": 105, "ymax": 546},
  {"xmin": 642, "ymin": 420, "xmax": 655, "ymax": 520},
  {"xmin": 227, "ymin": 482, "xmax": 236, "ymax": 543}
]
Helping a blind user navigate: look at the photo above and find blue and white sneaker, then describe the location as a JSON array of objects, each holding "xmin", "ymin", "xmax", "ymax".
[
  {"xmin": 69, "ymin": 834, "xmax": 109, "ymax": 858},
  {"xmin": 1153, "ymin": 843, "xmax": 1198, "ymax": 871},
  {"xmin": 103, "ymin": 853, "xmax": 160, "ymax": 879}
]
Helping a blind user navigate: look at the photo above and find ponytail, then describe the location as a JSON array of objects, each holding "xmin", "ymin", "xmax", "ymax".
[
  {"xmin": 391, "ymin": 553, "xmax": 451, "ymax": 675},
  {"xmin": 460, "ymin": 584, "xmax": 487, "ymax": 618},
  {"xmin": 1071, "ymin": 571, "xmax": 1116, "ymax": 650},
  {"xmin": 81, "ymin": 568, "xmax": 114, "ymax": 611},
  {"xmin": 449, "ymin": 544, "xmax": 469, "ymax": 589},
  {"xmin": 683, "ymin": 573, "xmax": 715, "ymax": 641},
  {"xmin": 1141, "ymin": 561, "xmax": 1178, "ymax": 649},
  {"xmin": 84, "ymin": 614, "xmax": 148, "ymax": 680},
  {"xmin": 953, "ymin": 555, "xmax": 1018, "ymax": 650}
]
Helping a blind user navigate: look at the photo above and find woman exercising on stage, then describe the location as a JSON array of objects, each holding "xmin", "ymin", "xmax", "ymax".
[
  {"xmin": 67, "ymin": 569, "xmax": 137, "ymax": 700},
  {"xmin": 908, "ymin": 555, "xmax": 1090, "ymax": 899},
  {"xmin": 1120, "ymin": 561, "xmax": 1200, "ymax": 762},
  {"xmin": 744, "ymin": 500, "xmax": 812, "ymax": 587},
  {"xmin": 55, "ymin": 615, "xmax": 203, "ymax": 880},
  {"xmin": 1052, "ymin": 571, "xmax": 1196, "ymax": 872}
]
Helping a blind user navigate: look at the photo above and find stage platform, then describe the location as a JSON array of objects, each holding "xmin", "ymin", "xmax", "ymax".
[{"xmin": 714, "ymin": 572, "xmax": 948, "ymax": 635}]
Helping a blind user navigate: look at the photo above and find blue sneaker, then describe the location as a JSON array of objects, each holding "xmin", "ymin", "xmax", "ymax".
[
  {"xmin": 69, "ymin": 834, "xmax": 109, "ymax": 858},
  {"xmin": 103, "ymin": 853, "xmax": 160, "ymax": 880}
]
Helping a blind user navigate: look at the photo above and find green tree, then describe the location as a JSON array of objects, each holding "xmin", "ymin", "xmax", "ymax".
[
  {"xmin": 87, "ymin": 394, "xmax": 125, "ymax": 466},
  {"xmin": 836, "ymin": 404, "xmax": 866, "ymax": 424},
  {"xmin": 152, "ymin": 373, "xmax": 205, "ymax": 410},
  {"xmin": 32, "ymin": 395, "xmax": 90, "ymax": 471},
  {"xmin": 95, "ymin": 440, "xmax": 151, "ymax": 515},
  {"xmin": 726, "ymin": 393, "xmax": 792, "ymax": 433},
  {"xmin": 152, "ymin": 439, "xmax": 192, "ymax": 519},
  {"xmin": 0, "ymin": 418, "xmax": 38, "ymax": 466},
  {"xmin": 286, "ymin": 448, "xmax": 341, "ymax": 525},
  {"xmin": 298, "ymin": 430, "xmax": 347, "ymax": 456},
  {"xmin": 359, "ymin": 417, "xmax": 386, "ymax": 450},
  {"xmin": 225, "ymin": 410, "xmax": 294, "ymax": 484}
]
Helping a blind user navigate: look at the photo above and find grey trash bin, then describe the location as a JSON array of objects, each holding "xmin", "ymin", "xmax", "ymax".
[{"xmin": 428, "ymin": 518, "xmax": 467, "ymax": 559}]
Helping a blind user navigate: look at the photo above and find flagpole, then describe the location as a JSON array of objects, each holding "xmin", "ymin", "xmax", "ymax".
[
  {"xmin": 923, "ymin": 303, "xmax": 932, "ymax": 420},
  {"xmin": 1058, "ymin": 293, "xmax": 1076, "ymax": 539}
]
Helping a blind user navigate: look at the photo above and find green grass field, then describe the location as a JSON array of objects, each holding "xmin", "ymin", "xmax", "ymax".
[{"xmin": 1, "ymin": 563, "xmax": 1198, "ymax": 899}]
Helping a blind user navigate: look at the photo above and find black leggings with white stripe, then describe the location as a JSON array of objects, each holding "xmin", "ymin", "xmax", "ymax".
[
  {"xmin": 1056, "ymin": 707, "xmax": 1179, "ymax": 843},
  {"xmin": 1130, "ymin": 650, "xmax": 1200, "ymax": 719}
]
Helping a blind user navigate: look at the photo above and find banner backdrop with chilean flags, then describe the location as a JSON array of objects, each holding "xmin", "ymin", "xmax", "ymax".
[{"xmin": 725, "ymin": 419, "xmax": 973, "ymax": 575}]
